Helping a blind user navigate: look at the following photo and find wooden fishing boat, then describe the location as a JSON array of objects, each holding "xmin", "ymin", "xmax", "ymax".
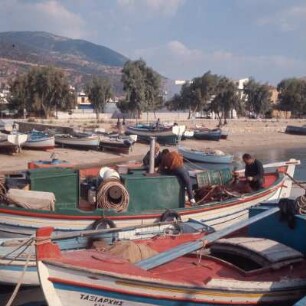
[
  {"xmin": 193, "ymin": 128, "xmax": 222, "ymax": 141},
  {"xmin": 285, "ymin": 125, "xmax": 306, "ymax": 135},
  {"xmin": 99, "ymin": 135, "xmax": 137, "ymax": 154},
  {"xmin": 23, "ymin": 130, "xmax": 55, "ymax": 150},
  {"xmin": 55, "ymin": 132, "xmax": 100, "ymax": 149},
  {"xmin": 36, "ymin": 208, "xmax": 306, "ymax": 305},
  {"xmin": 0, "ymin": 132, "xmax": 28, "ymax": 151},
  {"xmin": 0, "ymin": 159, "xmax": 299, "ymax": 238},
  {"xmin": 125, "ymin": 125, "xmax": 185, "ymax": 145},
  {"xmin": 178, "ymin": 146, "xmax": 234, "ymax": 164},
  {"xmin": 0, "ymin": 220, "xmax": 208, "ymax": 286}
]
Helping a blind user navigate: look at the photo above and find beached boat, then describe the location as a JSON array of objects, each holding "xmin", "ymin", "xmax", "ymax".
[
  {"xmin": 285, "ymin": 125, "xmax": 306, "ymax": 135},
  {"xmin": 0, "ymin": 220, "xmax": 208, "ymax": 286},
  {"xmin": 0, "ymin": 159, "xmax": 299, "ymax": 238},
  {"xmin": 36, "ymin": 208, "xmax": 306, "ymax": 305},
  {"xmin": 178, "ymin": 146, "xmax": 234, "ymax": 164},
  {"xmin": 55, "ymin": 132, "xmax": 100, "ymax": 149},
  {"xmin": 125, "ymin": 125, "xmax": 185, "ymax": 145},
  {"xmin": 193, "ymin": 128, "xmax": 222, "ymax": 141},
  {"xmin": 23, "ymin": 130, "xmax": 55, "ymax": 150},
  {"xmin": 0, "ymin": 132, "xmax": 28, "ymax": 151},
  {"xmin": 99, "ymin": 135, "xmax": 137, "ymax": 154}
]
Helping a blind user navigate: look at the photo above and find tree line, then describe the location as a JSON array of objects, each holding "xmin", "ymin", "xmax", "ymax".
[{"xmin": 7, "ymin": 60, "xmax": 306, "ymax": 119}]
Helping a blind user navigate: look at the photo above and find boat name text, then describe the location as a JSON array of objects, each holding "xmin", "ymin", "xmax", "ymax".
[{"xmin": 80, "ymin": 294, "xmax": 124, "ymax": 305}]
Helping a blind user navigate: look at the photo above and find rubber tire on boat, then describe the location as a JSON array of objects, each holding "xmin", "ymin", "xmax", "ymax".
[
  {"xmin": 160, "ymin": 209, "xmax": 182, "ymax": 222},
  {"xmin": 92, "ymin": 218, "xmax": 116, "ymax": 230}
]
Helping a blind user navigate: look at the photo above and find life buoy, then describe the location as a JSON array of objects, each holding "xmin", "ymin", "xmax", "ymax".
[
  {"xmin": 160, "ymin": 209, "xmax": 182, "ymax": 222},
  {"xmin": 92, "ymin": 218, "xmax": 116, "ymax": 230}
]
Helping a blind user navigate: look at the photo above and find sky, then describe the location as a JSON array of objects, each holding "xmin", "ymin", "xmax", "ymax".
[{"xmin": 1, "ymin": 0, "xmax": 305, "ymax": 85}]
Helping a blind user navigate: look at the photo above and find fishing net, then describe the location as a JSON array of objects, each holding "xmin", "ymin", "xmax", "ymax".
[{"xmin": 93, "ymin": 240, "xmax": 158, "ymax": 263}]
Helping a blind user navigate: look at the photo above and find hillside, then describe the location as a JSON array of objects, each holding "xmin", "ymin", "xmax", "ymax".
[{"xmin": 0, "ymin": 31, "xmax": 129, "ymax": 93}]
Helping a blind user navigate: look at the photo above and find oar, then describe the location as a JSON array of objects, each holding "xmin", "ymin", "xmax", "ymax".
[
  {"xmin": 136, "ymin": 207, "xmax": 279, "ymax": 270},
  {"xmin": 49, "ymin": 220, "xmax": 180, "ymax": 241}
]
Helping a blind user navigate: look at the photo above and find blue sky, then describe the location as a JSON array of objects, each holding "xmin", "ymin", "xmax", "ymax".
[{"xmin": 1, "ymin": 0, "xmax": 305, "ymax": 84}]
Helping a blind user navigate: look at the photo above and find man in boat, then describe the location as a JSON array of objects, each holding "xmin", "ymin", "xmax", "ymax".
[
  {"xmin": 242, "ymin": 153, "xmax": 264, "ymax": 191},
  {"xmin": 159, "ymin": 149, "xmax": 196, "ymax": 205},
  {"xmin": 143, "ymin": 142, "xmax": 162, "ymax": 169}
]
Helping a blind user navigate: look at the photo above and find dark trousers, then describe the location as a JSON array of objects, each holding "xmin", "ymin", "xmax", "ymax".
[
  {"xmin": 171, "ymin": 167, "xmax": 194, "ymax": 200},
  {"xmin": 250, "ymin": 178, "xmax": 264, "ymax": 190}
]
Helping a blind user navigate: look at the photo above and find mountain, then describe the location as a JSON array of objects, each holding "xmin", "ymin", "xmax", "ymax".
[{"xmin": 0, "ymin": 31, "xmax": 129, "ymax": 94}]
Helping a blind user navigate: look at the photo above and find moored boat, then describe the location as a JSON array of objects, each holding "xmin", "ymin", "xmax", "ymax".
[
  {"xmin": 0, "ymin": 219, "xmax": 208, "ymax": 286},
  {"xmin": 55, "ymin": 132, "xmax": 100, "ymax": 149},
  {"xmin": 0, "ymin": 132, "xmax": 28, "ymax": 151},
  {"xmin": 36, "ymin": 208, "xmax": 306, "ymax": 306},
  {"xmin": 178, "ymin": 146, "xmax": 234, "ymax": 164},
  {"xmin": 193, "ymin": 128, "xmax": 222, "ymax": 141},
  {"xmin": 0, "ymin": 159, "xmax": 299, "ymax": 237},
  {"xmin": 285, "ymin": 125, "xmax": 306, "ymax": 135},
  {"xmin": 125, "ymin": 124, "xmax": 185, "ymax": 145},
  {"xmin": 23, "ymin": 130, "xmax": 55, "ymax": 150},
  {"xmin": 99, "ymin": 135, "xmax": 137, "ymax": 154}
]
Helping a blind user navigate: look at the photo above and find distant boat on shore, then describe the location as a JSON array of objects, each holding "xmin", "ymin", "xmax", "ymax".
[
  {"xmin": 23, "ymin": 130, "xmax": 55, "ymax": 150},
  {"xmin": 55, "ymin": 132, "xmax": 100, "ymax": 149},
  {"xmin": 178, "ymin": 146, "xmax": 234, "ymax": 164},
  {"xmin": 285, "ymin": 125, "xmax": 306, "ymax": 135}
]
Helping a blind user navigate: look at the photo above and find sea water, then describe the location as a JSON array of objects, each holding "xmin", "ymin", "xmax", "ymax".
[{"xmin": 1, "ymin": 146, "xmax": 306, "ymax": 305}]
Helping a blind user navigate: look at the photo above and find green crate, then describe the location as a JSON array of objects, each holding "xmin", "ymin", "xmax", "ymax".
[{"xmin": 27, "ymin": 168, "xmax": 79, "ymax": 209}]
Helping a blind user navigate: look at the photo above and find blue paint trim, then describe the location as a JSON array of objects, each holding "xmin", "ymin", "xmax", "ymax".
[{"xmin": 0, "ymin": 265, "xmax": 36, "ymax": 272}]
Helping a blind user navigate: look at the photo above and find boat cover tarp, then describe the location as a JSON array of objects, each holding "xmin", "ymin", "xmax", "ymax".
[{"xmin": 7, "ymin": 188, "xmax": 55, "ymax": 211}]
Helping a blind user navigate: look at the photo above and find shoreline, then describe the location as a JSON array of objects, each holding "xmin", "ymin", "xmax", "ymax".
[
  {"xmin": 1, "ymin": 119, "xmax": 306, "ymax": 172},
  {"xmin": 0, "ymin": 133, "xmax": 305, "ymax": 173}
]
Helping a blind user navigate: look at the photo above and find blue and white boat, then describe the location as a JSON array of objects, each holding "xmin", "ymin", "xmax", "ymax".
[
  {"xmin": 23, "ymin": 130, "xmax": 55, "ymax": 150},
  {"xmin": 178, "ymin": 146, "xmax": 234, "ymax": 164}
]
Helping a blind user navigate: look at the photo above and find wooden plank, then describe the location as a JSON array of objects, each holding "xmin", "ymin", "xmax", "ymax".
[{"xmin": 136, "ymin": 207, "xmax": 279, "ymax": 270}]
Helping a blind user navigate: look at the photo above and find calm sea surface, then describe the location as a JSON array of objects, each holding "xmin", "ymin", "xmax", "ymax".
[{"xmin": 1, "ymin": 146, "xmax": 306, "ymax": 305}]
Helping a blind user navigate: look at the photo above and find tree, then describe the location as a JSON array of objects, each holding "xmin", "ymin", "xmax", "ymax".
[
  {"xmin": 85, "ymin": 77, "xmax": 113, "ymax": 120},
  {"xmin": 243, "ymin": 78, "xmax": 272, "ymax": 117},
  {"xmin": 9, "ymin": 66, "xmax": 74, "ymax": 118},
  {"xmin": 277, "ymin": 78, "xmax": 306, "ymax": 117},
  {"xmin": 211, "ymin": 76, "xmax": 242, "ymax": 125},
  {"xmin": 120, "ymin": 59, "xmax": 161, "ymax": 118},
  {"xmin": 165, "ymin": 71, "xmax": 219, "ymax": 118}
]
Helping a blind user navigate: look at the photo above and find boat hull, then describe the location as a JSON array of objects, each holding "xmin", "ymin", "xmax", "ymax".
[
  {"xmin": 0, "ymin": 176, "xmax": 289, "ymax": 238},
  {"xmin": 178, "ymin": 147, "xmax": 233, "ymax": 164},
  {"xmin": 23, "ymin": 136, "xmax": 55, "ymax": 150},
  {"xmin": 38, "ymin": 255, "xmax": 306, "ymax": 306},
  {"xmin": 193, "ymin": 130, "xmax": 221, "ymax": 141},
  {"xmin": 285, "ymin": 125, "xmax": 306, "ymax": 135},
  {"xmin": 55, "ymin": 136, "xmax": 100, "ymax": 149}
]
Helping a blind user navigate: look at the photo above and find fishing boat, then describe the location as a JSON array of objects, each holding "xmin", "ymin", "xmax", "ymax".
[
  {"xmin": 36, "ymin": 207, "xmax": 306, "ymax": 305},
  {"xmin": 55, "ymin": 132, "xmax": 100, "ymax": 149},
  {"xmin": 0, "ymin": 132, "xmax": 28, "ymax": 151},
  {"xmin": 23, "ymin": 130, "xmax": 55, "ymax": 150},
  {"xmin": 125, "ymin": 124, "xmax": 185, "ymax": 145},
  {"xmin": 193, "ymin": 128, "xmax": 222, "ymax": 141},
  {"xmin": 99, "ymin": 135, "xmax": 137, "ymax": 154},
  {"xmin": 0, "ymin": 219, "xmax": 209, "ymax": 286},
  {"xmin": 285, "ymin": 125, "xmax": 306, "ymax": 135},
  {"xmin": 0, "ymin": 159, "xmax": 299, "ymax": 238},
  {"xmin": 178, "ymin": 146, "xmax": 234, "ymax": 164}
]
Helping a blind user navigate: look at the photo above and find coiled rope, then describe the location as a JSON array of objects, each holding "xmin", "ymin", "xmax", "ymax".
[
  {"xmin": 96, "ymin": 179, "xmax": 129, "ymax": 212},
  {"xmin": 295, "ymin": 195, "xmax": 306, "ymax": 215},
  {"xmin": 282, "ymin": 171, "xmax": 306, "ymax": 215}
]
